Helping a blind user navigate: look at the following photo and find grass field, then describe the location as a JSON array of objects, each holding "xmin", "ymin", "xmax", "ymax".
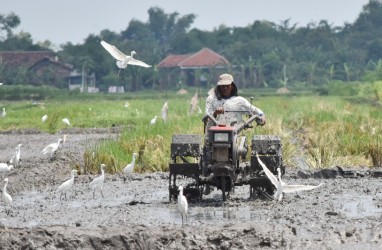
[{"xmin": 1, "ymin": 88, "xmax": 381, "ymax": 173}]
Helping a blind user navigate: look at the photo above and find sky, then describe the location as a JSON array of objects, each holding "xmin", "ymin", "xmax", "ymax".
[{"xmin": 2, "ymin": 0, "xmax": 370, "ymax": 48}]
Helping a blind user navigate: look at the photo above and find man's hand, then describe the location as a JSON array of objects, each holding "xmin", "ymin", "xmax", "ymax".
[
  {"xmin": 213, "ymin": 107, "xmax": 224, "ymax": 117},
  {"xmin": 255, "ymin": 114, "xmax": 266, "ymax": 126},
  {"xmin": 259, "ymin": 116, "xmax": 266, "ymax": 126}
]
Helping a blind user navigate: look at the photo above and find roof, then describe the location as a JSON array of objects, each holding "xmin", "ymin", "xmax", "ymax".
[
  {"xmin": 0, "ymin": 51, "xmax": 72, "ymax": 70},
  {"xmin": 157, "ymin": 48, "xmax": 230, "ymax": 69}
]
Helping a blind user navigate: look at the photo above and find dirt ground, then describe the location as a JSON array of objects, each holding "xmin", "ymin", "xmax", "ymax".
[{"xmin": 0, "ymin": 128, "xmax": 382, "ymax": 249}]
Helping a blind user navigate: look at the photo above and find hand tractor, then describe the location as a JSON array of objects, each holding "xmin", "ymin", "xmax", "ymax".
[{"xmin": 169, "ymin": 111, "xmax": 285, "ymax": 201}]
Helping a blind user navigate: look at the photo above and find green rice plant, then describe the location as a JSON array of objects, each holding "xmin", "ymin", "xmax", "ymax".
[
  {"xmin": 83, "ymin": 97, "xmax": 205, "ymax": 173},
  {"xmin": 304, "ymin": 124, "xmax": 337, "ymax": 169},
  {"xmin": 367, "ymin": 136, "xmax": 382, "ymax": 167},
  {"xmin": 83, "ymin": 138, "xmax": 124, "ymax": 174},
  {"xmin": 3, "ymin": 88, "xmax": 382, "ymax": 172}
]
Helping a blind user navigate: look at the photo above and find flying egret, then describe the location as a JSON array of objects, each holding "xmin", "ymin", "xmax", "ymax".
[
  {"xmin": 0, "ymin": 163, "xmax": 14, "ymax": 179},
  {"xmin": 2, "ymin": 178, "xmax": 12, "ymax": 215},
  {"xmin": 150, "ymin": 115, "xmax": 157, "ymax": 125},
  {"xmin": 1, "ymin": 108, "xmax": 6, "ymax": 118},
  {"xmin": 42, "ymin": 114, "xmax": 48, "ymax": 123},
  {"xmin": 62, "ymin": 118, "xmax": 70, "ymax": 126},
  {"xmin": 256, "ymin": 154, "xmax": 323, "ymax": 201},
  {"xmin": 178, "ymin": 186, "xmax": 188, "ymax": 226},
  {"xmin": 161, "ymin": 101, "xmax": 168, "ymax": 122},
  {"xmin": 123, "ymin": 153, "xmax": 138, "ymax": 183},
  {"xmin": 9, "ymin": 144, "xmax": 22, "ymax": 167},
  {"xmin": 89, "ymin": 164, "xmax": 106, "ymax": 199},
  {"xmin": 42, "ymin": 138, "xmax": 63, "ymax": 160},
  {"xmin": 56, "ymin": 169, "xmax": 78, "ymax": 201},
  {"xmin": 100, "ymin": 40, "xmax": 151, "ymax": 69}
]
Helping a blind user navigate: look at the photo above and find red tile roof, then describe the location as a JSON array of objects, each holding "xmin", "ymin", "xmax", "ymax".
[
  {"xmin": 157, "ymin": 48, "xmax": 230, "ymax": 69},
  {"xmin": 157, "ymin": 54, "xmax": 191, "ymax": 68}
]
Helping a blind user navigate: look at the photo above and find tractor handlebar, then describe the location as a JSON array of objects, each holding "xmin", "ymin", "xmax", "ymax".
[{"xmin": 202, "ymin": 110, "xmax": 261, "ymax": 134}]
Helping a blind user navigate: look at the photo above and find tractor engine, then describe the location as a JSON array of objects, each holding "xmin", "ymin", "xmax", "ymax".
[{"xmin": 205, "ymin": 124, "xmax": 236, "ymax": 194}]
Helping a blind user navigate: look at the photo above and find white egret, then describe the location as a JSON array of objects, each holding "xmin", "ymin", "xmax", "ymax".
[
  {"xmin": 1, "ymin": 108, "xmax": 6, "ymax": 118},
  {"xmin": 161, "ymin": 101, "xmax": 168, "ymax": 122},
  {"xmin": 100, "ymin": 40, "xmax": 151, "ymax": 69},
  {"xmin": 176, "ymin": 89, "xmax": 188, "ymax": 95},
  {"xmin": 42, "ymin": 138, "xmax": 63, "ymax": 159},
  {"xmin": 2, "ymin": 178, "xmax": 12, "ymax": 215},
  {"xmin": 189, "ymin": 93, "xmax": 198, "ymax": 114},
  {"xmin": 42, "ymin": 114, "xmax": 48, "ymax": 123},
  {"xmin": 56, "ymin": 169, "xmax": 78, "ymax": 201},
  {"xmin": 207, "ymin": 87, "xmax": 214, "ymax": 96},
  {"xmin": 0, "ymin": 83, "xmax": 3, "ymax": 85},
  {"xmin": 0, "ymin": 163, "xmax": 14, "ymax": 173},
  {"xmin": 150, "ymin": 115, "xmax": 157, "ymax": 125},
  {"xmin": 62, "ymin": 118, "xmax": 70, "ymax": 126},
  {"xmin": 124, "ymin": 101, "xmax": 130, "ymax": 108},
  {"xmin": 178, "ymin": 186, "xmax": 188, "ymax": 226},
  {"xmin": 9, "ymin": 144, "xmax": 22, "ymax": 167},
  {"xmin": 0, "ymin": 163, "xmax": 14, "ymax": 179},
  {"xmin": 197, "ymin": 106, "xmax": 202, "ymax": 114},
  {"xmin": 123, "ymin": 153, "xmax": 138, "ymax": 183},
  {"xmin": 63, "ymin": 134, "xmax": 68, "ymax": 143},
  {"xmin": 256, "ymin": 154, "xmax": 323, "ymax": 201},
  {"xmin": 89, "ymin": 164, "xmax": 106, "ymax": 199}
]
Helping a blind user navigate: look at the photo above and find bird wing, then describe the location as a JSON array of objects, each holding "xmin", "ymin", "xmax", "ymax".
[
  {"xmin": 9, "ymin": 155, "xmax": 15, "ymax": 164},
  {"xmin": 57, "ymin": 179, "xmax": 71, "ymax": 192},
  {"xmin": 62, "ymin": 118, "xmax": 70, "ymax": 125},
  {"xmin": 256, "ymin": 154, "xmax": 279, "ymax": 188},
  {"xmin": 89, "ymin": 175, "xmax": 104, "ymax": 189},
  {"xmin": 123, "ymin": 163, "xmax": 133, "ymax": 175},
  {"xmin": 128, "ymin": 58, "xmax": 151, "ymax": 68},
  {"xmin": 283, "ymin": 183, "xmax": 323, "ymax": 193},
  {"xmin": 89, "ymin": 178, "xmax": 96, "ymax": 189},
  {"xmin": 100, "ymin": 40, "xmax": 127, "ymax": 61},
  {"xmin": 42, "ymin": 144, "xmax": 53, "ymax": 154},
  {"xmin": 178, "ymin": 196, "xmax": 188, "ymax": 213},
  {"xmin": 0, "ymin": 163, "xmax": 8, "ymax": 171},
  {"xmin": 4, "ymin": 193, "xmax": 12, "ymax": 205}
]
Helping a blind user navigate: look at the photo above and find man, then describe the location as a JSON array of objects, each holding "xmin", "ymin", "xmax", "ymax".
[{"xmin": 205, "ymin": 73, "xmax": 266, "ymax": 127}]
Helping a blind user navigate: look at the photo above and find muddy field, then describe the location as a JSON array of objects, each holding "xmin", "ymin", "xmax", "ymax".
[{"xmin": 0, "ymin": 128, "xmax": 382, "ymax": 249}]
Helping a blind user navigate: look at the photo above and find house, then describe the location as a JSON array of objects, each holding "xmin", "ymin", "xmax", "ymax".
[
  {"xmin": 157, "ymin": 48, "xmax": 230, "ymax": 88},
  {"xmin": 0, "ymin": 51, "xmax": 73, "ymax": 88}
]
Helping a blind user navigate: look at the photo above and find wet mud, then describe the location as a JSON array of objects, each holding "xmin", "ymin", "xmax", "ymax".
[{"xmin": 0, "ymin": 129, "xmax": 382, "ymax": 249}]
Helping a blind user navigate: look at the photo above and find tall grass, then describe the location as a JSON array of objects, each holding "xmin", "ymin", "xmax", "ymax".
[
  {"xmin": 83, "ymin": 97, "xmax": 205, "ymax": 173},
  {"xmin": 2, "ymin": 89, "xmax": 382, "ymax": 173}
]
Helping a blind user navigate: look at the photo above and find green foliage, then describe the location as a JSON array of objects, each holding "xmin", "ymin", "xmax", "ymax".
[
  {"xmin": 372, "ymin": 80, "xmax": 382, "ymax": 101},
  {"xmin": 0, "ymin": 12, "xmax": 20, "ymax": 38},
  {"xmin": 0, "ymin": 85, "xmax": 63, "ymax": 100},
  {"xmin": 1, "ymin": 90, "xmax": 382, "ymax": 173},
  {"xmin": 3, "ymin": 1, "xmax": 382, "ymax": 90},
  {"xmin": 83, "ymin": 93, "xmax": 382, "ymax": 172}
]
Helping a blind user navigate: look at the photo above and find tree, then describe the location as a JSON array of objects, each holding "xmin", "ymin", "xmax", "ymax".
[{"xmin": 0, "ymin": 12, "xmax": 20, "ymax": 40}]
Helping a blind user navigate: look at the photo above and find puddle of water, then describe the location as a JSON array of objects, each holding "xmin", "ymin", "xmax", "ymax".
[
  {"xmin": 193, "ymin": 206, "xmax": 265, "ymax": 222},
  {"xmin": 151, "ymin": 205, "xmax": 267, "ymax": 225},
  {"xmin": 337, "ymin": 194, "xmax": 382, "ymax": 219}
]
